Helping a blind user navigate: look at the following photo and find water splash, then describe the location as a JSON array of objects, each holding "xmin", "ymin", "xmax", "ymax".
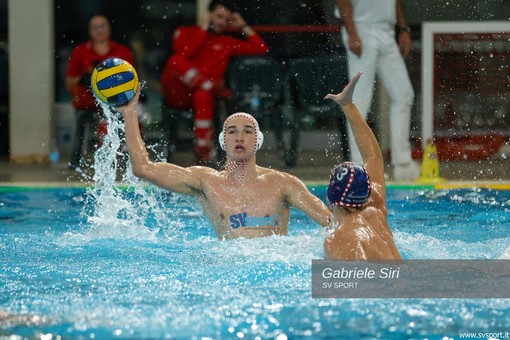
[
  {"xmin": 4, "ymin": 186, "xmax": 510, "ymax": 338},
  {"xmin": 76, "ymin": 97, "xmax": 186, "ymax": 242}
]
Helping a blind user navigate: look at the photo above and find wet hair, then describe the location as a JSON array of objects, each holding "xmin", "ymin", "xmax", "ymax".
[
  {"xmin": 208, "ymin": 0, "xmax": 238, "ymax": 13},
  {"xmin": 327, "ymin": 162, "xmax": 371, "ymax": 208}
]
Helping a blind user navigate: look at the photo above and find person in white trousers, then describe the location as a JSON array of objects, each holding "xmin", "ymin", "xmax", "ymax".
[{"xmin": 335, "ymin": 0, "xmax": 420, "ymax": 181}]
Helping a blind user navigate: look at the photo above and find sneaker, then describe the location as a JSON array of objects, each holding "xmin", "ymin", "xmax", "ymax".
[{"xmin": 393, "ymin": 161, "xmax": 420, "ymax": 181}]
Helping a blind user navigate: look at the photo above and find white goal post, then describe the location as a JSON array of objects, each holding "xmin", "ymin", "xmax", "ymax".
[{"xmin": 421, "ymin": 21, "xmax": 510, "ymax": 147}]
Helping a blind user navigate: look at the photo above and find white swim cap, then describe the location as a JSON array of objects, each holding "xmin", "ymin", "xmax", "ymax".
[{"xmin": 219, "ymin": 112, "xmax": 264, "ymax": 151}]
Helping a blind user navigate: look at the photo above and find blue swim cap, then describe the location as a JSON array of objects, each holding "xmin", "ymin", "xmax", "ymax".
[{"xmin": 327, "ymin": 162, "xmax": 371, "ymax": 208}]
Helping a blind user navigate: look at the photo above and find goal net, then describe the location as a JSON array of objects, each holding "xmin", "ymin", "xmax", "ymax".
[{"xmin": 421, "ymin": 22, "xmax": 510, "ymax": 160}]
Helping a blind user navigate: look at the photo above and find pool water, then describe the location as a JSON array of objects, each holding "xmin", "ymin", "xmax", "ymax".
[{"xmin": 1, "ymin": 186, "xmax": 510, "ymax": 339}]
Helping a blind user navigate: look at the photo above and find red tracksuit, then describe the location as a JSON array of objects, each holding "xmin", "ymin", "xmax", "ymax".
[{"xmin": 161, "ymin": 26, "xmax": 268, "ymax": 162}]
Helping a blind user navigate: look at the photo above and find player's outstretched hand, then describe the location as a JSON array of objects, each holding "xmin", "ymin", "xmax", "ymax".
[{"xmin": 324, "ymin": 71, "xmax": 362, "ymax": 107}]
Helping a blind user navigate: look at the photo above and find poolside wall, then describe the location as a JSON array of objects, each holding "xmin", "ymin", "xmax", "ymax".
[{"xmin": 8, "ymin": 0, "xmax": 54, "ymax": 163}]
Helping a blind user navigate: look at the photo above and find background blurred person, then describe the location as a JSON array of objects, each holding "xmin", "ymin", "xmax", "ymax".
[
  {"xmin": 160, "ymin": 0, "xmax": 268, "ymax": 165},
  {"xmin": 335, "ymin": 0, "xmax": 419, "ymax": 181},
  {"xmin": 65, "ymin": 13, "xmax": 134, "ymax": 168}
]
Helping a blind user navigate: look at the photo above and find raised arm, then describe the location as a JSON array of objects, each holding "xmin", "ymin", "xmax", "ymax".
[
  {"xmin": 229, "ymin": 12, "xmax": 269, "ymax": 56},
  {"xmin": 324, "ymin": 72, "xmax": 386, "ymax": 203},
  {"xmin": 118, "ymin": 88, "xmax": 205, "ymax": 195}
]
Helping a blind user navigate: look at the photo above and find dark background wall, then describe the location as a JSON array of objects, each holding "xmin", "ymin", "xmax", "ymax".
[{"xmin": 0, "ymin": 0, "xmax": 509, "ymax": 158}]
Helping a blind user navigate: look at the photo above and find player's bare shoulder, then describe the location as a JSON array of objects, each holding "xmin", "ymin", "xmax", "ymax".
[
  {"xmin": 359, "ymin": 205, "xmax": 391, "ymax": 233},
  {"xmin": 256, "ymin": 166, "xmax": 295, "ymax": 182},
  {"xmin": 187, "ymin": 165, "xmax": 223, "ymax": 188},
  {"xmin": 257, "ymin": 167, "xmax": 310, "ymax": 195},
  {"xmin": 365, "ymin": 188, "xmax": 388, "ymax": 216},
  {"xmin": 361, "ymin": 205, "xmax": 383, "ymax": 217},
  {"xmin": 189, "ymin": 165, "xmax": 221, "ymax": 176}
]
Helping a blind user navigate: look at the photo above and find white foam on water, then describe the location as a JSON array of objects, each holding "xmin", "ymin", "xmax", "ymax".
[
  {"xmin": 67, "ymin": 96, "xmax": 187, "ymax": 243},
  {"xmin": 499, "ymin": 246, "xmax": 510, "ymax": 259},
  {"xmin": 395, "ymin": 231, "xmax": 510, "ymax": 259},
  {"xmin": 183, "ymin": 230, "xmax": 326, "ymax": 266}
]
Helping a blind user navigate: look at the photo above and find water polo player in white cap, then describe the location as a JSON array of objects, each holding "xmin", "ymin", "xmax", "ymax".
[
  {"xmin": 324, "ymin": 72, "xmax": 402, "ymax": 260},
  {"xmin": 119, "ymin": 92, "xmax": 332, "ymax": 240}
]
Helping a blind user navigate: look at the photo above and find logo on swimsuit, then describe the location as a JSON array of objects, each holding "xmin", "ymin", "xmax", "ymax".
[{"xmin": 229, "ymin": 212, "xmax": 280, "ymax": 229}]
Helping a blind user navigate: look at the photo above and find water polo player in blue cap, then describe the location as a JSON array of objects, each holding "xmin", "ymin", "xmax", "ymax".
[{"xmin": 324, "ymin": 72, "xmax": 402, "ymax": 260}]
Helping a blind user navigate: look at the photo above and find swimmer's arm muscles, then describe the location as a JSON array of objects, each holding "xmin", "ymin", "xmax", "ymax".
[
  {"xmin": 283, "ymin": 174, "xmax": 332, "ymax": 227},
  {"xmin": 134, "ymin": 162, "xmax": 205, "ymax": 195},
  {"xmin": 120, "ymin": 93, "xmax": 203, "ymax": 195},
  {"xmin": 341, "ymin": 101, "xmax": 386, "ymax": 204},
  {"xmin": 325, "ymin": 72, "xmax": 386, "ymax": 205}
]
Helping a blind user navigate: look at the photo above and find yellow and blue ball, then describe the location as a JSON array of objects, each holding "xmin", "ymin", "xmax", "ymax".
[{"xmin": 91, "ymin": 58, "xmax": 138, "ymax": 106}]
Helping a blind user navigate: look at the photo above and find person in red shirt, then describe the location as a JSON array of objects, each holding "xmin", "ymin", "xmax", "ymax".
[
  {"xmin": 65, "ymin": 14, "xmax": 134, "ymax": 168},
  {"xmin": 161, "ymin": 0, "xmax": 269, "ymax": 165}
]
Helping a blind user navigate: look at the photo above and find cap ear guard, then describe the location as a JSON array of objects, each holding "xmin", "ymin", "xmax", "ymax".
[
  {"xmin": 219, "ymin": 130, "xmax": 264, "ymax": 151},
  {"xmin": 257, "ymin": 130, "xmax": 264, "ymax": 150}
]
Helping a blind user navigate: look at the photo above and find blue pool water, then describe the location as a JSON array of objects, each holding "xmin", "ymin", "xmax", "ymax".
[{"xmin": 1, "ymin": 185, "xmax": 510, "ymax": 339}]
